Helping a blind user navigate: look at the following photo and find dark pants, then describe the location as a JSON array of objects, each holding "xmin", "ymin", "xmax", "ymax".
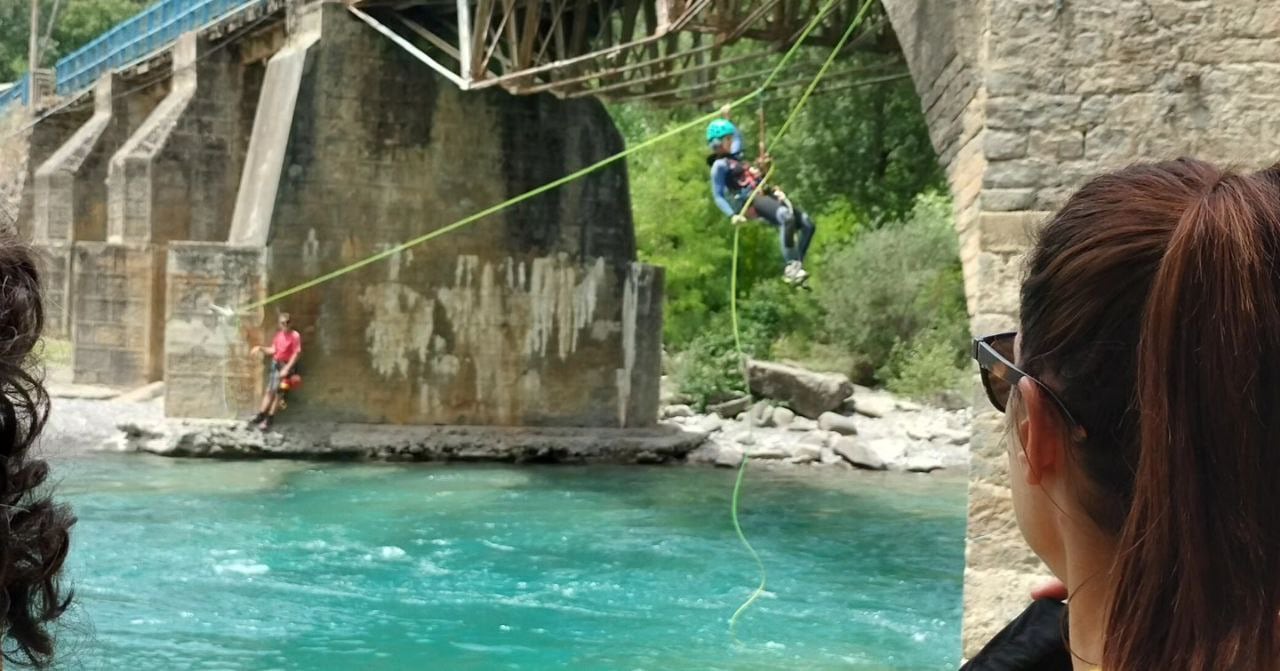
[{"xmin": 753, "ymin": 195, "xmax": 816, "ymax": 265}]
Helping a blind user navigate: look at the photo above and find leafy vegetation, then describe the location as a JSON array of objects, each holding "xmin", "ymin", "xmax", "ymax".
[
  {"xmin": 0, "ymin": 0, "xmax": 150, "ymax": 83},
  {"xmin": 615, "ymin": 46, "xmax": 970, "ymax": 407}
]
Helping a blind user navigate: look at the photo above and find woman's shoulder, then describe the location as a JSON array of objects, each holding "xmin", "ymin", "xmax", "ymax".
[{"xmin": 959, "ymin": 599, "xmax": 1073, "ymax": 671}]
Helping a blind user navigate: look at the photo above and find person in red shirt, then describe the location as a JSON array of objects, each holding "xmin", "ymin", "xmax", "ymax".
[{"xmin": 248, "ymin": 312, "xmax": 302, "ymax": 431}]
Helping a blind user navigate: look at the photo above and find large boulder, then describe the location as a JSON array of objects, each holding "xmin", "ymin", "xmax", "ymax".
[{"xmin": 746, "ymin": 360, "xmax": 854, "ymax": 419}]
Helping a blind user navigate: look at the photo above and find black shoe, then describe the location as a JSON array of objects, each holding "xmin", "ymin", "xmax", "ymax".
[{"xmin": 247, "ymin": 412, "xmax": 265, "ymax": 427}]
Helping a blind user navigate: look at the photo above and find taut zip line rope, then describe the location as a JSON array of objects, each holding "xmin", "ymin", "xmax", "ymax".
[
  {"xmin": 236, "ymin": 0, "xmax": 855, "ymax": 313},
  {"xmin": 726, "ymin": 0, "xmax": 878, "ymax": 637}
]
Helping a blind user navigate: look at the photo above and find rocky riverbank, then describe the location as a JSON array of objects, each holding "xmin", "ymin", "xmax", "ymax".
[
  {"xmin": 669, "ymin": 384, "xmax": 970, "ymax": 472},
  {"xmin": 48, "ymin": 356, "xmax": 970, "ymax": 472}
]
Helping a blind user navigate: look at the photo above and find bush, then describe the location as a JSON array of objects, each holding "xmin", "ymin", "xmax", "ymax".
[
  {"xmin": 670, "ymin": 279, "xmax": 821, "ymax": 409},
  {"xmin": 815, "ymin": 191, "xmax": 968, "ymax": 385},
  {"xmin": 880, "ymin": 326, "xmax": 971, "ymax": 403}
]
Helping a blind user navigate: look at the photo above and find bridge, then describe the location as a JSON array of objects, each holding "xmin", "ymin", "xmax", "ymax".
[{"xmin": 3, "ymin": 0, "xmax": 1280, "ymax": 661}]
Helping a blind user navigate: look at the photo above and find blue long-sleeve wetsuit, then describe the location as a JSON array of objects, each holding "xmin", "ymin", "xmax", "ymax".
[{"xmin": 707, "ymin": 130, "xmax": 816, "ymax": 266}]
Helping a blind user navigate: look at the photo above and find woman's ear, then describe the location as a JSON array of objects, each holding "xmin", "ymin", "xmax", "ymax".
[{"xmin": 1016, "ymin": 377, "xmax": 1066, "ymax": 487}]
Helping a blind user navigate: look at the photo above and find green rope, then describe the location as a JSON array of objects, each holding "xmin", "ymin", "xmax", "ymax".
[
  {"xmin": 235, "ymin": 0, "xmax": 849, "ymax": 314},
  {"xmin": 724, "ymin": 0, "xmax": 878, "ymax": 638}
]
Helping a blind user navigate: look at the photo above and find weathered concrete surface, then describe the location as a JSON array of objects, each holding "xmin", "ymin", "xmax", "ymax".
[
  {"xmin": 228, "ymin": 6, "xmax": 321, "ymax": 246},
  {"xmin": 0, "ymin": 93, "xmax": 93, "ymax": 242},
  {"xmin": 223, "ymin": 3, "xmax": 661, "ymax": 428},
  {"xmin": 107, "ymin": 33, "xmax": 260, "ymax": 245},
  {"xmin": 2, "ymin": 93, "xmax": 93, "ymax": 338},
  {"xmin": 33, "ymin": 74, "xmax": 168, "ymax": 244},
  {"xmin": 883, "ymin": 0, "xmax": 1280, "ymax": 656},
  {"xmin": 164, "ymin": 243, "xmax": 266, "ymax": 418},
  {"xmin": 111, "ymin": 419, "xmax": 705, "ymax": 463},
  {"xmin": 70, "ymin": 242, "xmax": 165, "ymax": 387}
]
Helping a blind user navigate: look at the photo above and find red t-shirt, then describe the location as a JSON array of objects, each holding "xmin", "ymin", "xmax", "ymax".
[{"xmin": 272, "ymin": 329, "xmax": 302, "ymax": 364}]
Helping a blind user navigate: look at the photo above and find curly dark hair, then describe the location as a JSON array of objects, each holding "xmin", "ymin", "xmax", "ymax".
[{"xmin": 0, "ymin": 234, "xmax": 75, "ymax": 667}]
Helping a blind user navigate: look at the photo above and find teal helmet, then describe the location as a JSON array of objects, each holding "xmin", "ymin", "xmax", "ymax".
[{"xmin": 706, "ymin": 119, "xmax": 736, "ymax": 145}]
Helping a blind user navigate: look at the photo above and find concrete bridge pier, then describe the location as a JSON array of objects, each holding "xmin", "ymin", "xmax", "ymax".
[
  {"xmin": 30, "ymin": 72, "xmax": 166, "ymax": 343},
  {"xmin": 170, "ymin": 1, "xmax": 665, "ymax": 427},
  {"xmin": 68, "ymin": 29, "xmax": 268, "ymax": 390}
]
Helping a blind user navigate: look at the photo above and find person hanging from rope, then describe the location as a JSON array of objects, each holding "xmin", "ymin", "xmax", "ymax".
[
  {"xmin": 706, "ymin": 105, "xmax": 817, "ymax": 286},
  {"xmin": 247, "ymin": 312, "xmax": 302, "ymax": 431}
]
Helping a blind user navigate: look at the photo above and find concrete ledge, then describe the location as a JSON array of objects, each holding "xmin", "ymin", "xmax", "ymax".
[{"xmin": 109, "ymin": 419, "xmax": 708, "ymax": 464}]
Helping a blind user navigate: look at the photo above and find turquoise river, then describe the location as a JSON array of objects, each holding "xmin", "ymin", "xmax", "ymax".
[{"xmin": 51, "ymin": 452, "xmax": 966, "ymax": 670}]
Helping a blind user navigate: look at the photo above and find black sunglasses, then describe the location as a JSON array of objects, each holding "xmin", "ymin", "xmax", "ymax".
[{"xmin": 972, "ymin": 332, "xmax": 1086, "ymax": 438}]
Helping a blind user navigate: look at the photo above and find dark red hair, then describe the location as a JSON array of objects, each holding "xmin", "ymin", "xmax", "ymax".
[{"xmin": 1019, "ymin": 158, "xmax": 1280, "ymax": 670}]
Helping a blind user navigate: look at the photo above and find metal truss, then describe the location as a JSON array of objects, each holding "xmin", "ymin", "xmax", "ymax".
[{"xmin": 345, "ymin": 0, "xmax": 902, "ymax": 103}]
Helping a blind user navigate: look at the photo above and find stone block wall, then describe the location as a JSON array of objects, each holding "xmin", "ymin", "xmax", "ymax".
[
  {"xmin": 230, "ymin": 2, "xmax": 659, "ymax": 427},
  {"xmin": 886, "ymin": 0, "xmax": 1280, "ymax": 658},
  {"xmin": 164, "ymin": 243, "xmax": 266, "ymax": 418},
  {"xmin": 70, "ymin": 242, "xmax": 165, "ymax": 386}
]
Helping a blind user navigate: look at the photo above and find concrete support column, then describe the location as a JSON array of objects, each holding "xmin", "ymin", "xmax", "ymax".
[
  {"xmin": 108, "ymin": 32, "xmax": 252, "ymax": 245},
  {"xmin": 33, "ymin": 76, "xmax": 117, "ymax": 244},
  {"xmin": 70, "ymin": 242, "xmax": 165, "ymax": 386},
  {"xmin": 164, "ymin": 243, "xmax": 266, "ymax": 418}
]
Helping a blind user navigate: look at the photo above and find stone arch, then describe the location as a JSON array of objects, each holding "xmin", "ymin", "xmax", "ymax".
[{"xmin": 881, "ymin": 0, "xmax": 1280, "ymax": 657}]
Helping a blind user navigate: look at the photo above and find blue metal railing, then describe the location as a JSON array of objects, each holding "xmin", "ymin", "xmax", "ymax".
[
  {"xmin": 0, "ymin": 0, "xmax": 259, "ymax": 114},
  {"xmin": 0, "ymin": 78, "xmax": 29, "ymax": 112},
  {"xmin": 56, "ymin": 0, "xmax": 262, "ymax": 94}
]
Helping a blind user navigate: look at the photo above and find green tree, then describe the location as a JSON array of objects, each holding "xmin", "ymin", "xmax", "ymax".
[{"xmin": 0, "ymin": 0, "xmax": 150, "ymax": 83}]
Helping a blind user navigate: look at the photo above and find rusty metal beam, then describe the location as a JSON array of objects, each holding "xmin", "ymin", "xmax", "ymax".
[{"xmin": 516, "ymin": 41, "xmax": 724, "ymax": 95}]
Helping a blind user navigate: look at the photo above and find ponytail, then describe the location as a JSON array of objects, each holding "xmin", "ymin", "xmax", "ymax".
[
  {"xmin": 1106, "ymin": 170, "xmax": 1280, "ymax": 670},
  {"xmin": 1018, "ymin": 159, "xmax": 1280, "ymax": 671}
]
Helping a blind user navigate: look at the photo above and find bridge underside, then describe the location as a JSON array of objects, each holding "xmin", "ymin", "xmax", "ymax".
[{"xmin": 349, "ymin": 0, "xmax": 902, "ymax": 103}]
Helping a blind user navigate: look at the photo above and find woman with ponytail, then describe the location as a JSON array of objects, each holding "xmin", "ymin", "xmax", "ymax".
[{"xmin": 964, "ymin": 158, "xmax": 1280, "ymax": 671}]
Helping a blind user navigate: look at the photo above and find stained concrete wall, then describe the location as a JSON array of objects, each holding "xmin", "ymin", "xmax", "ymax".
[
  {"xmin": 221, "ymin": 2, "xmax": 660, "ymax": 427},
  {"xmin": 70, "ymin": 242, "xmax": 165, "ymax": 386},
  {"xmin": 164, "ymin": 243, "xmax": 266, "ymax": 418},
  {"xmin": 884, "ymin": 0, "xmax": 1280, "ymax": 657}
]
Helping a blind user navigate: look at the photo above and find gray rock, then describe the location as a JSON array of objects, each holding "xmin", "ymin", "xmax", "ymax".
[
  {"xmin": 786, "ymin": 416, "xmax": 817, "ymax": 432},
  {"xmin": 853, "ymin": 395, "xmax": 895, "ymax": 419},
  {"xmin": 708, "ymin": 396, "xmax": 752, "ymax": 418},
  {"xmin": 817, "ymin": 411, "xmax": 858, "ymax": 436},
  {"xmin": 749, "ymin": 400, "xmax": 775, "ymax": 428},
  {"xmin": 832, "ymin": 437, "xmax": 887, "ymax": 470},
  {"xmin": 734, "ymin": 432, "xmax": 756, "ymax": 447},
  {"xmin": 746, "ymin": 360, "xmax": 854, "ymax": 419},
  {"xmin": 865, "ymin": 438, "xmax": 909, "ymax": 465},
  {"xmin": 715, "ymin": 445, "xmax": 745, "ymax": 468},
  {"xmin": 692, "ymin": 415, "xmax": 724, "ymax": 434},
  {"xmin": 819, "ymin": 447, "xmax": 843, "ymax": 465},
  {"xmin": 771, "ymin": 406, "xmax": 796, "ymax": 428},
  {"xmin": 661, "ymin": 404, "xmax": 695, "ymax": 419},
  {"xmin": 792, "ymin": 443, "xmax": 823, "ymax": 463},
  {"xmin": 799, "ymin": 431, "xmax": 831, "ymax": 447},
  {"xmin": 934, "ymin": 428, "xmax": 970, "ymax": 445},
  {"xmin": 905, "ymin": 456, "xmax": 944, "ymax": 473},
  {"xmin": 936, "ymin": 390, "xmax": 970, "ymax": 411},
  {"xmin": 746, "ymin": 444, "xmax": 791, "ymax": 459}
]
